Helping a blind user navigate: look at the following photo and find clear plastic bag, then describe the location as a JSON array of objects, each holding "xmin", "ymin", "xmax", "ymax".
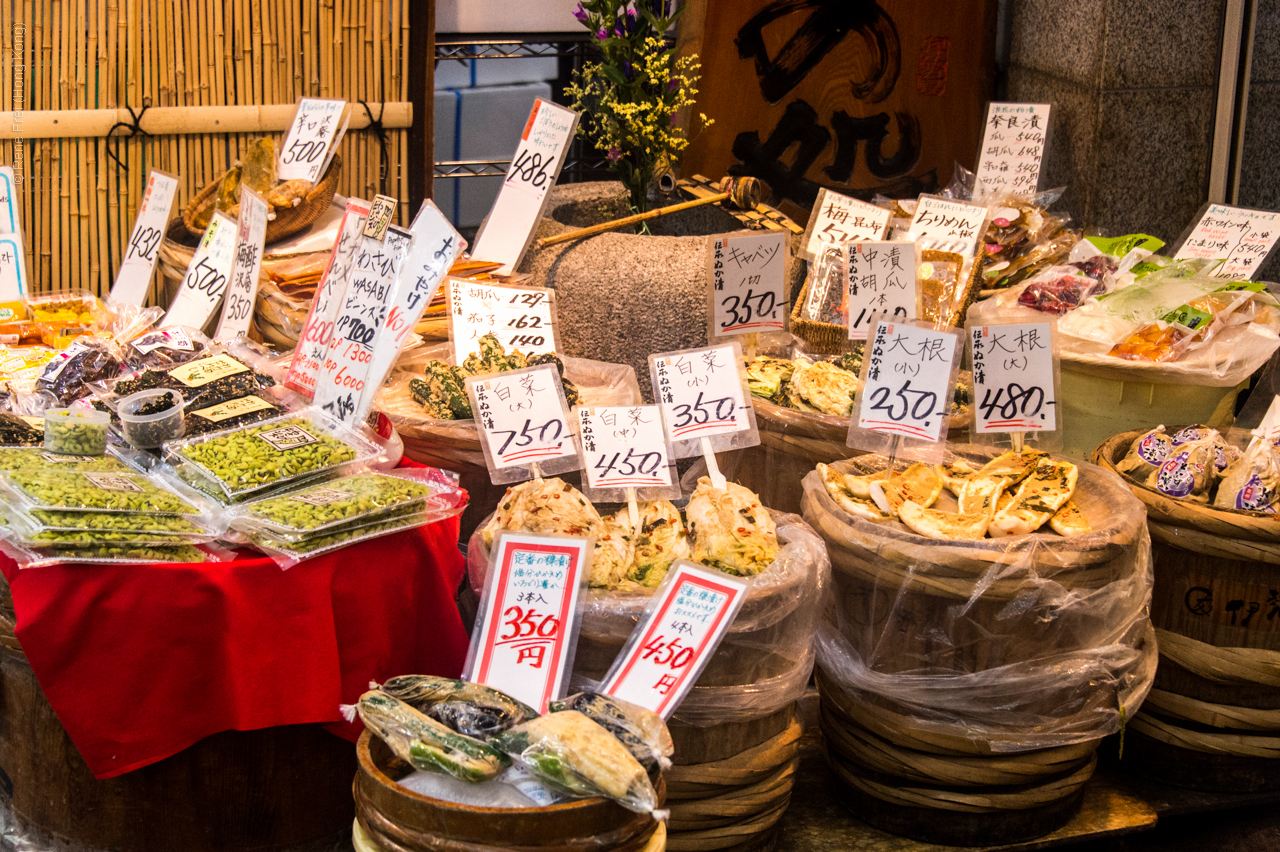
[
  {"xmin": 488, "ymin": 711, "xmax": 660, "ymax": 815},
  {"xmin": 0, "ymin": 470, "xmax": 201, "ymax": 515},
  {"xmin": 0, "ymin": 447, "xmax": 131, "ymax": 472},
  {"xmin": 801, "ymin": 445, "xmax": 1156, "ymax": 752},
  {"xmin": 550, "ymin": 692, "xmax": 674, "ymax": 773},
  {"xmin": 35, "ymin": 338, "xmax": 128, "ymax": 406},
  {"xmin": 246, "ymin": 505, "xmax": 464, "ymax": 568},
  {"xmin": 351, "ymin": 690, "xmax": 511, "ymax": 784},
  {"xmin": 227, "ymin": 468, "xmax": 458, "ymax": 538},
  {"xmin": 165, "ymin": 407, "xmax": 381, "ymax": 501},
  {"xmin": 468, "ymin": 505, "xmax": 830, "ymax": 727},
  {"xmin": 123, "ymin": 325, "xmax": 214, "ymax": 369},
  {"xmin": 18, "ymin": 507, "xmax": 219, "ymax": 537}
]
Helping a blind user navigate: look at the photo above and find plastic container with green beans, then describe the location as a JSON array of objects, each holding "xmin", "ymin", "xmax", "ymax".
[
  {"xmin": 232, "ymin": 471, "xmax": 439, "ymax": 538},
  {"xmin": 1, "ymin": 470, "xmax": 200, "ymax": 515},
  {"xmin": 164, "ymin": 408, "xmax": 380, "ymax": 501},
  {"xmin": 44, "ymin": 408, "xmax": 110, "ymax": 456},
  {"xmin": 0, "ymin": 448, "xmax": 131, "ymax": 472}
]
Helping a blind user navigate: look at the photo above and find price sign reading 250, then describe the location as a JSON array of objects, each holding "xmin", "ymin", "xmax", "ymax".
[{"xmin": 854, "ymin": 321, "xmax": 960, "ymax": 443}]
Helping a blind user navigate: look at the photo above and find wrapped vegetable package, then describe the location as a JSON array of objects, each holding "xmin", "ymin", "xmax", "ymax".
[
  {"xmin": 801, "ymin": 446, "xmax": 1155, "ymax": 752},
  {"xmin": 469, "ymin": 486, "xmax": 830, "ymax": 727},
  {"xmin": 550, "ymin": 692, "xmax": 674, "ymax": 772}
]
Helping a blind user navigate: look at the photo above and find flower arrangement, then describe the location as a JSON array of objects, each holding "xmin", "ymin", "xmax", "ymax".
[{"xmin": 565, "ymin": 0, "xmax": 712, "ymax": 215}]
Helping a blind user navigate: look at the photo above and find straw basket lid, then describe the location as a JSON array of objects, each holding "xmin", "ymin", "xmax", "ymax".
[
  {"xmin": 354, "ymin": 730, "xmax": 663, "ymax": 852},
  {"xmin": 803, "ymin": 446, "xmax": 1145, "ymax": 595},
  {"xmin": 182, "ymin": 154, "xmax": 343, "ymax": 245},
  {"xmin": 1094, "ymin": 429, "xmax": 1280, "ymax": 544}
]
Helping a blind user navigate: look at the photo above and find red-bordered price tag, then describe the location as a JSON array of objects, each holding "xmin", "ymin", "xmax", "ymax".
[
  {"xmin": 601, "ymin": 561, "xmax": 750, "ymax": 718},
  {"xmin": 465, "ymin": 531, "xmax": 591, "ymax": 712}
]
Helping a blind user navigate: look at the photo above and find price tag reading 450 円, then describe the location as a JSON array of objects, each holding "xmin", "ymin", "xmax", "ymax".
[
  {"xmin": 467, "ymin": 363, "xmax": 581, "ymax": 484},
  {"xmin": 849, "ymin": 320, "xmax": 960, "ymax": 455},
  {"xmin": 969, "ymin": 322, "xmax": 1058, "ymax": 435},
  {"xmin": 601, "ymin": 561, "xmax": 750, "ymax": 718},
  {"xmin": 707, "ymin": 231, "xmax": 788, "ymax": 337},
  {"xmin": 649, "ymin": 343, "xmax": 760, "ymax": 459},
  {"xmin": 577, "ymin": 404, "xmax": 678, "ymax": 502},
  {"xmin": 465, "ymin": 531, "xmax": 590, "ymax": 713}
]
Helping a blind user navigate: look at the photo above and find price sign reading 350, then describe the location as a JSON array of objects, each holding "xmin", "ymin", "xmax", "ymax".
[
  {"xmin": 970, "ymin": 321, "xmax": 1057, "ymax": 434},
  {"xmin": 652, "ymin": 345, "xmax": 750, "ymax": 443},
  {"xmin": 855, "ymin": 321, "xmax": 959, "ymax": 443},
  {"xmin": 708, "ymin": 231, "xmax": 787, "ymax": 336},
  {"xmin": 578, "ymin": 405, "xmax": 674, "ymax": 493}
]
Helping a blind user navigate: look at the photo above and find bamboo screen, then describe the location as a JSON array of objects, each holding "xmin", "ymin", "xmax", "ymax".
[{"xmin": 0, "ymin": 0, "xmax": 414, "ymax": 304}]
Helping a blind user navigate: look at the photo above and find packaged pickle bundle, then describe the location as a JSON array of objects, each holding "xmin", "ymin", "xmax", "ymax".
[
  {"xmin": 0, "ymin": 470, "xmax": 201, "ymax": 515},
  {"xmin": 233, "ymin": 467, "xmax": 468, "ymax": 566},
  {"xmin": 164, "ymin": 409, "xmax": 380, "ymax": 503}
]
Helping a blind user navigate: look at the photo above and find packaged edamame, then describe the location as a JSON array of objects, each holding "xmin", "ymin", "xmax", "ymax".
[{"xmin": 0, "ymin": 470, "xmax": 201, "ymax": 515}]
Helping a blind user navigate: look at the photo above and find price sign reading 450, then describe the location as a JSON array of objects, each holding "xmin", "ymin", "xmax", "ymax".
[
  {"xmin": 848, "ymin": 320, "xmax": 961, "ymax": 459},
  {"xmin": 707, "ymin": 231, "xmax": 789, "ymax": 337},
  {"xmin": 601, "ymin": 561, "xmax": 750, "ymax": 718},
  {"xmin": 969, "ymin": 321, "xmax": 1060, "ymax": 448},
  {"xmin": 465, "ymin": 532, "xmax": 590, "ymax": 712},
  {"xmin": 467, "ymin": 363, "xmax": 582, "ymax": 484},
  {"xmin": 576, "ymin": 404, "xmax": 678, "ymax": 502},
  {"xmin": 649, "ymin": 342, "xmax": 760, "ymax": 459}
]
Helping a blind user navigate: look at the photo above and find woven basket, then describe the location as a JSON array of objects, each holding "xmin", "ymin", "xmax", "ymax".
[{"xmin": 182, "ymin": 154, "xmax": 343, "ymax": 244}]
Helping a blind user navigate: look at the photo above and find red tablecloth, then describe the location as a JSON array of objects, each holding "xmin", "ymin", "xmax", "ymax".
[{"xmin": 1, "ymin": 517, "xmax": 469, "ymax": 779}]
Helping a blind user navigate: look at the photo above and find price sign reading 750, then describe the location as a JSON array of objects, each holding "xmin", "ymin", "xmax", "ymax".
[{"xmin": 468, "ymin": 363, "xmax": 581, "ymax": 484}]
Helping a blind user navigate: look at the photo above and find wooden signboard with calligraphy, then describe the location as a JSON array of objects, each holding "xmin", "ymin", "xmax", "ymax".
[{"xmin": 676, "ymin": 0, "xmax": 997, "ymax": 223}]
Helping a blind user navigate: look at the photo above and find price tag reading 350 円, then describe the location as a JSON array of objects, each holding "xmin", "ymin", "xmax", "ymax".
[
  {"xmin": 448, "ymin": 280, "xmax": 558, "ymax": 362},
  {"xmin": 649, "ymin": 343, "xmax": 759, "ymax": 458},
  {"xmin": 467, "ymin": 363, "xmax": 580, "ymax": 484},
  {"xmin": 601, "ymin": 561, "xmax": 750, "ymax": 718},
  {"xmin": 466, "ymin": 531, "xmax": 590, "ymax": 712},
  {"xmin": 708, "ymin": 231, "xmax": 788, "ymax": 337},
  {"xmin": 577, "ymin": 405, "xmax": 678, "ymax": 501},
  {"xmin": 970, "ymin": 322, "xmax": 1058, "ymax": 436},
  {"xmin": 851, "ymin": 320, "xmax": 960, "ymax": 447}
]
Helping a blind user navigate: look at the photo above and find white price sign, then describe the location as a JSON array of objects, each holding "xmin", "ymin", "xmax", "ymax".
[
  {"xmin": 975, "ymin": 103, "xmax": 1051, "ymax": 198},
  {"xmin": 908, "ymin": 196, "xmax": 989, "ymax": 258},
  {"xmin": 970, "ymin": 322, "xmax": 1058, "ymax": 434},
  {"xmin": 1174, "ymin": 204, "xmax": 1280, "ymax": 280},
  {"xmin": 0, "ymin": 168, "xmax": 27, "ymax": 300},
  {"xmin": 363, "ymin": 200, "xmax": 465, "ymax": 414},
  {"xmin": 0, "ymin": 167, "xmax": 18, "ymax": 234},
  {"xmin": 708, "ymin": 231, "xmax": 788, "ymax": 337},
  {"xmin": 601, "ymin": 561, "xmax": 750, "ymax": 718},
  {"xmin": 577, "ymin": 405, "xmax": 677, "ymax": 498},
  {"xmin": 650, "ymin": 343, "xmax": 758, "ymax": 458},
  {"xmin": 852, "ymin": 321, "xmax": 959, "ymax": 444},
  {"xmin": 447, "ymin": 280, "xmax": 558, "ymax": 362},
  {"xmin": 163, "ymin": 211, "xmax": 237, "ymax": 329},
  {"xmin": 467, "ymin": 364, "xmax": 580, "ymax": 484},
  {"xmin": 286, "ymin": 199, "xmax": 371, "ymax": 396},
  {"xmin": 214, "ymin": 187, "xmax": 269, "ymax": 343},
  {"xmin": 465, "ymin": 532, "xmax": 589, "ymax": 713},
  {"xmin": 846, "ymin": 241, "xmax": 918, "ymax": 339},
  {"xmin": 471, "ymin": 98, "xmax": 580, "ymax": 275},
  {"xmin": 109, "ymin": 169, "xmax": 180, "ymax": 306},
  {"xmin": 278, "ymin": 98, "xmax": 346, "ymax": 183},
  {"xmin": 313, "ymin": 228, "xmax": 413, "ymax": 424},
  {"xmin": 801, "ymin": 188, "xmax": 890, "ymax": 260}
]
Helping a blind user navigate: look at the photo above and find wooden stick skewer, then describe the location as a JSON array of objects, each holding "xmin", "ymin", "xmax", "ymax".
[{"xmin": 533, "ymin": 176, "xmax": 762, "ymax": 251}]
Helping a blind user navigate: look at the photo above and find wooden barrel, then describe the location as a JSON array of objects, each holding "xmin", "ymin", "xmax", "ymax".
[
  {"xmin": 353, "ymin": 730, "xmax": 663, "ymax": 852},
  {"xmin": 815, "ymin": 668, "xmax": 1094, "ymax": 847},
  {"xmin": 0, "ymin": 584, "xmax": 356, "ymax": 852},
  {"xmin": 1094, "ymin": 430, "xmax": 1280, "ymax": 792}
]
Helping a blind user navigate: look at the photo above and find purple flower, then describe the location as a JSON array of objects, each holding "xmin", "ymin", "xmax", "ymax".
[
  {"xmin": 668, "ymin": 79, "xmax": 678, "ymax": 92},
  {"xmin": 669, "ymin": 111, "xmax": 678, "ymax": 124},
  {"xmin": 622, "ymin": 60, "xmax": 635, "ymax": 81},
  {"xmin": 596, "ymin": 27, "xmax": 608, "ymax": 40},
  {"xmin": 573, "ymin": 3, "xmax": 588, "ymax": 23},
  {"xmin": 607, "ymin": 146, "xmax": 623, "ymax": 162}
]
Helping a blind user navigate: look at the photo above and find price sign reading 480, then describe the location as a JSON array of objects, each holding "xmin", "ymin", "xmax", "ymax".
[
  {"xmin": 602, "ymin": 562, "xmax": 750, "ymax": 718},
  {"xmin": 855, "ymin": 321, "xmax": 959, "ymax": 443},
  {"xmin": 970, "ymin": 322, "xmax": 1057, "ymax": 434},
  {"xmin": 708, "ymin": 231, "xmax": 788, "ymax": 336},
  {"xmin": 467, "ymin": 364, "xmax": 578, "ymax": 481},
  {"xmin": 467, "ymin": 533, "xmax": 589, "ymax": 712}
]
